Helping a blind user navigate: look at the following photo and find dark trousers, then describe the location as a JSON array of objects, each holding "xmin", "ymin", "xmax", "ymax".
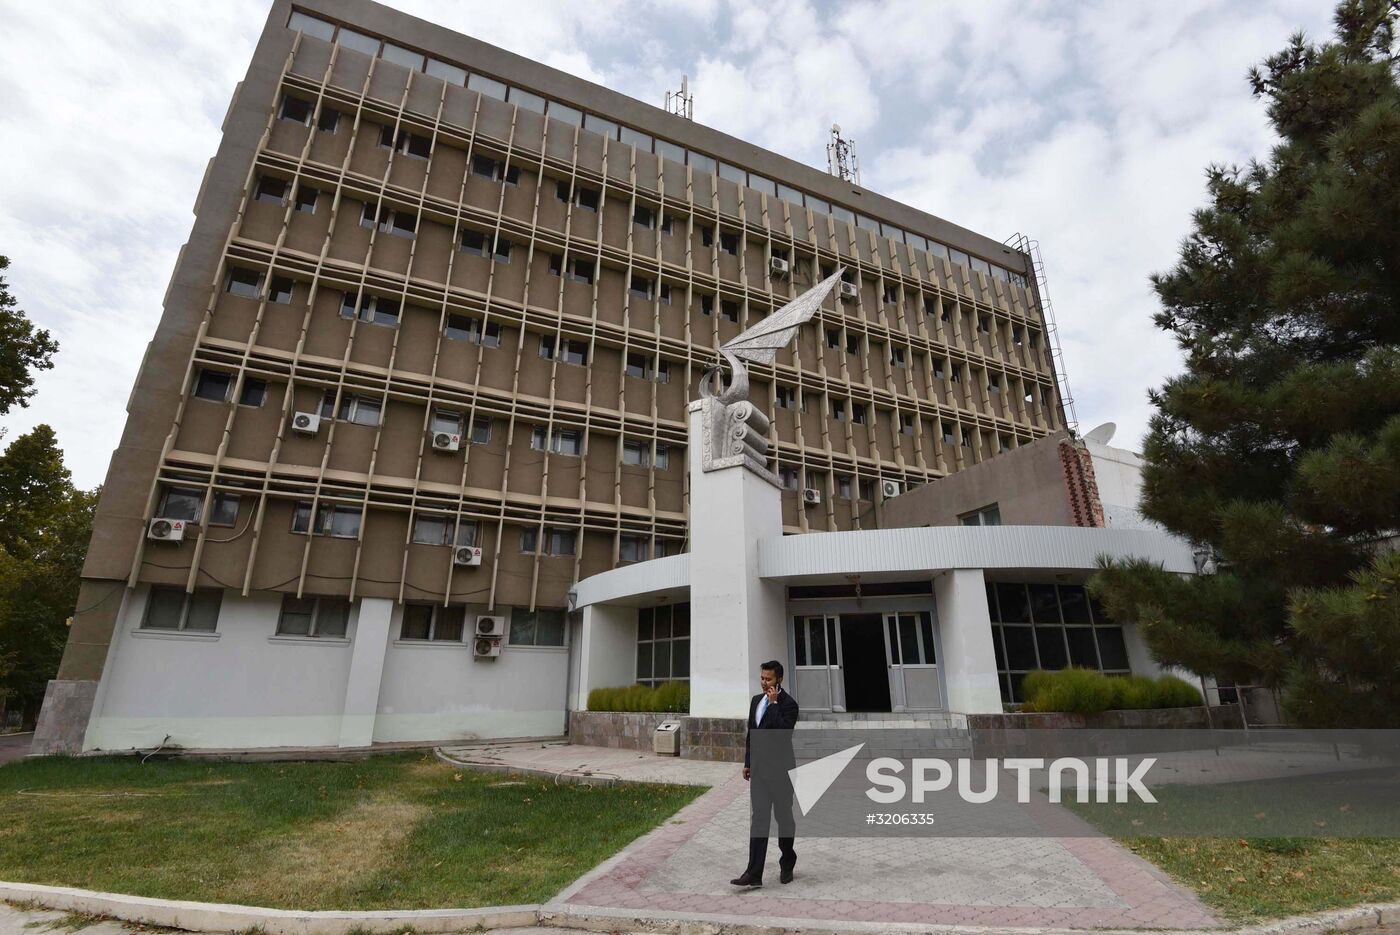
[{"xmin": 747, "ymin": 773, "xmax": 796, "ymax": 878}]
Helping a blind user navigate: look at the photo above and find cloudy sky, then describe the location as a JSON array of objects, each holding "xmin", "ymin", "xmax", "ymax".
[{"xmin": 0, "ymin": 0, "xmax": 1335, "ymax": 488}]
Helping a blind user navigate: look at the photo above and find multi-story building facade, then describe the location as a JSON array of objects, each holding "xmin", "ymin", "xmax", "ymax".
[{"xmin": 34, "ymin": 0, "xmax": 1066, "ymax": 754}]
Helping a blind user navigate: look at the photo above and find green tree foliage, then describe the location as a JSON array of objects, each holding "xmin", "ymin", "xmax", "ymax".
[
  {"xmin": 0, "ymin": 426, "xmax": 96, "ymax": 723},
  {"xmin": 1092, "ymin": 0, "xmax": 1400, "ymax": 726},
  {"xmin": 0, "ymin": 255, "xmax": 58, "ymax": 417}
]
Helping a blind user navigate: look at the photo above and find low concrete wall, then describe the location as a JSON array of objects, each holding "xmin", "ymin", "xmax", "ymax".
[
  {"xmin": 568, "ymin": 711, "xmax": 746, "ymax": 763},
  {"xmin": 966, "ymin": 704, "xmax": 1244, "ymax": 731}
]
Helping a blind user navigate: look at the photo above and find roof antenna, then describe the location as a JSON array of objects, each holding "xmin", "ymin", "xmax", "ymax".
[
  {"xmin": 827, "ymin": 123, "xmax": 860, "ymax": 186},
  {"xmin": 664, "ymin": 75, "xmax": 694, "ymax": 120}
]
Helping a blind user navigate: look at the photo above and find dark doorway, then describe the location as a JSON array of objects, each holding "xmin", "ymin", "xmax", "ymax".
[{"xmin": 840, "ymin": 614, "xmax": 892, "ymax": 712}]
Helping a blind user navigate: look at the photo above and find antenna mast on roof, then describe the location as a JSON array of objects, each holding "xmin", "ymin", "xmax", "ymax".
[
  {"xmin": 664, "ymin": 76, "xmax": 694, "ymax": 120},
  {"xmin": 827, "ymin": 123, "xmax": 861, "ymax": 186}
]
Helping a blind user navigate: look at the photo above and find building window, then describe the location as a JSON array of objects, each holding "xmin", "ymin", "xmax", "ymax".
[
  {"xmin": 444, "ymin": 314, "xmax": 500, "ymax": 347},
  {"xmin": 142, "ymin": 586, "xmax": 223, "ymax": 633},
  {"xmin": 208, "ymin": 491, "xmax": 240, "ymax": 527},
  {"xmin": 255, "ymin": 176, "xmax": 288, "ymax": 205},
  {"xmin": 239, "ymin": 378, "xmax": 268, "ymax": 407},
  {"xmin": 294, "ymin": 184, "xmax": 320, "ymax": 213},
  {"xmin": 413, "ymin": 514, "xmax": 479, "ymax": 546},
  {"xmin": 225, "ymin": 267, "xmax": 262, "ymax": 299},
  {"xmin": 837, "ymin": 475, "xmax": 853, "ymax": 500},
  {"xmin": 621, "ymin": 438, "xmax": 658, "ymax": 467},
  {"xmin": 378, "ymin": 125, "xmax": 432, "ymax": 159},
  {"xmin": 361, "ymin": 202, "xmax": 417, "ymax": 239},
  {"xmin": 852, "ymin": 403, "xmax": 867, "ymax": 425},
  {"xmin": 340, "ymin": 292, "xmax": 401, "ymax": 327},
  {"xmin": 989, "ymin": 374, "xmax": 1001, "ymax": 394},
  {"xmin": 660, "ymin": 214, "xmax": 675, "ymax": 234},
  {"xmin": 530, "ymin": 426, "xmax": 582, "ymax": 456},
  {"xmin": 890, "ymin": 346, "xmax": 906, "ymax": 368},
  {"xmin": 883, "ymin": 284, "xmax": 899, "ymax": 305},
  {"xmin": 699, "ymin": 225, "xmax": 714, "ymax": 247},
  {"xmin": 934, "ymin": 360, "xmax": 946, "ymax": 379},
  {"xmin": 267, "ymin": 276, "xmax": 294, "ymax": 304},
  {"xmin": 539, "ymin": 335, "xmax": 589, "ymax": 366},
  {"xmin": 900, "ymin": 413, "xmax": 915, "ymax": 435},
  {"xmin": 316, "ymin": 107, "xmax": 341, "ymax": 133},
  {"xmin": 629, "ymin": 275, "xmax": 655, "ymax": 300},
  {"xmin": 555, "ymin": 180, "xmax": 599, "ymax": 211},
  {"xmin": 719, "ymin": 231, "xmax": 739, "ymax": 255},
  {"xmin": 960, "ymin": 504, "xmax": 1002, "ymax": 527},
  {"xmin": 278, "ymin": 95, "xmax": 313, "ymax": 124},
  {"xmin": 941, "ymin": 422, "xmax": 955, "ymax": 444},
  {"xmin": 619, "ymin": 535, "xmax": 647, "ymax": 563},
  {"xmin": 469, "ymin": 416, "xmax": 492, "ymax": 444},
  {"xmin": 658, "ymin": 283, "xmax": 673, "ymax": 305},
  {"xmin": 720, "ymin": 300, "xmax": 739, "ymax": 323},
  {"xmin": 509, "ymin": 608, "xmax": 567, "ymax": 647},
  {"xmin": 636, "ymin": 604, "xmax": 690, "ymax": 685},
  {"xmin": 793, "ymin": 616, "xmax": 837, "ymax": 666},
  {"xmin": 698, "ymin": 294, "xmax": 714, "ymax": 316},
  {"xmin": 624, "ymin": 352, "xmax": 667, "ymax": 382},
  {"xmin": 287, "ymin": 11, "xmax": 335, "ymax": 40},
  {"xmin": 989, "ymin": 582, "xmax": 1129, "ymax": 704},
  {"xmin": 845, "ymin": 334, "xmax": 860, "ymax": 355},
  {"xmin": 775, "ymin": 385, "xmax": 796, "ymax": 410},
  {"xmin": 292, "ymin": 501, "xmax": 363, "ymax": 538},
  {"xmin": 779, "ymin": 467, "xmax": 799, "ymax": 490},
  {"xmin": 158, "ymin": 486, "xmax": 203, "ymax": 522},
  {"xmin": 460, "ymin": 230, "xmax": 487, "ymax": 256},
  {"xmin": 961, "ymin": 428, "xmax": 972, "ymax": 448},
  {"xmin": 885, "ymin": 611, "xmax": 937, "ymax": 665},
  {"xmin": 858, "ymin": 478, "xmax": 874, "ymax": 501},
  {"xmin": 322, "ymin": 391, "xmax": 382, "ymax": 427},
  {"xmin": 519, "ymin": 527, "xmax": 576, "ymax": 556},
  {"xmin": 276, "ymin": 595, "xmax": 350, "ymax": 638},
  {"xmin": 471, "ymin": 154, "xmax": 519, "ymax": 183},
  {"xmin": 633, "ymin": 204, "xmax": 656, "ymax": 229},
  {"xmin": 193, "ymin": 370, "xmax": 232, "ymax": 402},
  {"xmin": 830, "ymin": 399, "xmax": 846, "ymax": 422},
  {"xmin": 430, "ymin": 409, "xmax": 462, "ymax": 436},
  {"xmin": 401, "ymin": 604, "xmax": 467, "ymax": 642}
]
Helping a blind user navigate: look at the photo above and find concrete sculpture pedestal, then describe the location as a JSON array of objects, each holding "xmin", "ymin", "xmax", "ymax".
[{"xmin": 685, "ymin": 401, "xmax": 786, "ymax": 719}]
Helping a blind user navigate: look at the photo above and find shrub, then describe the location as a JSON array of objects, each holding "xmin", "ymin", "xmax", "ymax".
[
  {"xmin": 1021, "ymin": 667, "xmax": 1117, "ymax": 714},
  {"xmin": 587, "ymin": 681, "xmax": 689, "ymax": 713},
  {"xmin": 1151, "ymin": 674, "xmax": 1203, "ymax": 708},
  {"xmin": 1109, "ymin": 675, "xmax": 1159, "ymax": 710}
]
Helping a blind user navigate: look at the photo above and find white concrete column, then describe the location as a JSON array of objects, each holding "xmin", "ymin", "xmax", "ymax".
[
  {"xmin": 933, "ymin": 569, "xmax": 1003, "ymax": 714},
  {"xmin": 338, "ymin": 597, "xmax": 393, "ymax": 747},
  {"xmin": 687, "ymin": 404, "xmax": 786, "ymax": 718},
  {"xmin": 574, "ymin": 603, "xmax": 639, "ymax": 709}
]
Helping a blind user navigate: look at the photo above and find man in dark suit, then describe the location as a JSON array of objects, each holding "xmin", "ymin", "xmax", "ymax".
[{"xmin": 731, "ymin": 659, "xmax": 799, "ymax": 887}]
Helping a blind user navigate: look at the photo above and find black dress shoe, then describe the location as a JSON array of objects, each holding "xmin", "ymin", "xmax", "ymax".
[
  {"xmin": 780, "ymin": 865, "xmax": 794, "ymax": 884},
  {"xmin": 729, "ymin": 872, "xmax": 762, "ymax": 887}
]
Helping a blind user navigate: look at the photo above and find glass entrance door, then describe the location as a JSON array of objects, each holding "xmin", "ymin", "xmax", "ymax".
[
  {"xmin": 792, "ymin": 615, "xmax": 842, "ymax": 711},
  {"xmin": 884, "ymin": 611, "xmax": 942, "ymax": 710}
]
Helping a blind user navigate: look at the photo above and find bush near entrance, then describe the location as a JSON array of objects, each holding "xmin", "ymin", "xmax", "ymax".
[
  {"xmin": 588, "ymin": 681, "xmax": 689, "ymax": 712},
  {"xmin": 1020, "ymin": 668, "xmax": 1202, "ymax": 715}
]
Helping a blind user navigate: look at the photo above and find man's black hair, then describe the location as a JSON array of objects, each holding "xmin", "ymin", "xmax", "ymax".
[{"xmin": 760, "ymin": 659, "xmax": 784, "ymax": 679}]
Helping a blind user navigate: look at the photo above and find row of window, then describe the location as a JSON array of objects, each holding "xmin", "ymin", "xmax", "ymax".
[
  {"xmin": 140, "ymin": 585, "xmax": 567, "ymax": 646},
  {"xmin": 156, "ymin": 484, "xmax": 680, "ymax": 557},
  {"xmin": 283, "ymin": 10, "xmax": 1030, "ymax": 289},
  {"xmin": 986, "ymin": 582, "xmax": 1129, "ymax": 705},
  {"xmin": 636, "ymin": 603, "xmax": 690, "ymax": 686}
]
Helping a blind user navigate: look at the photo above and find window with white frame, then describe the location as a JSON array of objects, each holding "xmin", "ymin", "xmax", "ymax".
[
  {"xmin": 959, "ymin": 504, "xmax": 1002, "ymax": 527},
  {"xmin": 430, "ymin": 409, "xmax": 462, "ymax": 436},
  {"xmin": 412, "ymin": 514, "xmax": 478, "ymax": 547},
  {"xmin": 530, "ymin": 426, "xmax": 582, "ymax": 456},
  {"xmin": 509, "ymin": 607, "xmax": 567, "ymax": 647},
  {"xmin": 321, "ymin": 391, "xmax": 382, "ymax": 427},
  {"xmin": 360, "ymin": 202, "xmax": 417, "ymax": 239},
  {"xmin": 635, "ymin": 603, "xmax": 689, "ymax": 685},
  {"xmin": 443, "ymin": 314, "xmax": 500, "ymax": 347},
  {"xmin": 142, "ymin": 586, "xmax": 222, "ymax": 633},
  {"xmin": 539, "ymin": 334, "xmax": 588, "ymax": 366},
  {"xmin": 401, "ymin": 603, "xmax": 466, "ymax": 641},
  {"xmin": 340, "ymin": 292, "xmax": 401, "ymax": 327},
  {"xmin": 291, "ymin": 502, "xmax": 363, "ymax": 538},
  {"xmin": 519, "ymin": 526, "xmax": 576, "ymax": 556},
  {"xmin": 377, "ymin": 125, "xmax": 431, "ymax": 159},
  {"xmin": 276, "ymin": 595, "xmax": 350, "ymax": 638}
]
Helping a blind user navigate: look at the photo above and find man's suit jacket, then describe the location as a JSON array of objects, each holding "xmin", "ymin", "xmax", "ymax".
[{"xmin": 743, "ymin": 687, "xmax": 799, "ymax": 774}]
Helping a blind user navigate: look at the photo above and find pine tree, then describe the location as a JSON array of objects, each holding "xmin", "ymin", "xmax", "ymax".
[{"xmin": 1091, "ymin": 0, "xmax": 1400, "ymax": 726}]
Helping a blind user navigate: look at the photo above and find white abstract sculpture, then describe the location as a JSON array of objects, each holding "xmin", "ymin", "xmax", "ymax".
[{"xmin": 696, "ymin": 268, "xmax": 846, "ymax": 480}]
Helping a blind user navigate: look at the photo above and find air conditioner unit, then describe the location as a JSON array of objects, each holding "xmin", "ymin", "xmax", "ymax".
[
  {"xmin": 880, "ymin": 479, "xmax": 903, "ymax": 499},
  {"xmin": 291, "ymin": 411, "xmax": 320, "ymax": 434},
  {"xmin": 147, "ymin": 518, "xmax": 186, "ymax": 542},
  {"xmin": 454, "ymin": 546, "xmax": 483, "ymax": 567},
  {"xmin": 770, "ymin": 256, "xmax": 790, "ymax": 275},
  {"xmin": 432, "ymin": 432, "xmax": 462, "ymax": 452},
  {"xmin": 476, "ymin": 615, "xmax": 506, "ymax": 637},
  {"xmin": 474, "ymin": 636, "xmax": 503, "ymax": 658},
  {"xmin": 839, "ymin": 281, "xmax": 859, "ymax": 300},
  {"xmin": 802, "ymin": 487, "xmax": 822, "ymax": 506}
]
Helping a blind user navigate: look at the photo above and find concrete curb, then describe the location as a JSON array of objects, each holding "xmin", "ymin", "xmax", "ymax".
[
  {"xmin": 0, "ymin": 882, "xmax": 539, "ymax": 935},
  {"xmin": 432, "ymin": 745, "xmax": 624, "ymax": 786},
  {"xmin": 3, "ymin": 879, "xmax": 1398, "ymax": 935}
]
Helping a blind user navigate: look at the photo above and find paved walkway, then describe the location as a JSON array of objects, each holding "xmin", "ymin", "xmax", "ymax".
[
  {"xmin": 0, "ymin": 733, "xmax": 31, "ymax": 766},
  {"xmin": 453, "ymin": 741, "xmax": 1219, "ymax": 930}
]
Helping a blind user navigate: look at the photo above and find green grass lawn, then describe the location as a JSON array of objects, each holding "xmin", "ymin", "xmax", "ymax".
[
  {"xmin": 0, "ymin": 753, "xmax": 702, "ymax": 910},
  {"xmin": 1124, "ymin": 837, "xmax": 1400, "ymax": 923}
]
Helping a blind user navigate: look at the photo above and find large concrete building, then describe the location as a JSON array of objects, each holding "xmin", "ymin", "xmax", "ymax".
[{"xmin": 35, "ymin": 0, "xmax": 1082, "ymax": 754}]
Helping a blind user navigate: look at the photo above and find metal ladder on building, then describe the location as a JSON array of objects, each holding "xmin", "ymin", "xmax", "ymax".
[{"xmin": 1004, "ymin": 233, "xmax": 1080, "ymax": 437}]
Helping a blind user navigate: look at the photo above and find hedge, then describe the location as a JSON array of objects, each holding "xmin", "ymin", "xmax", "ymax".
[
  {"xmin": 1020, "ymin": 668, "xmax": 1202, "ymax": 714},
  {"xmin": 587, "ymin": 681, "xmax": 689, "ymax": 713}
]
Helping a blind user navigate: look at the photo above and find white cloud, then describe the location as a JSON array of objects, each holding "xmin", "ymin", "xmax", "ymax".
[{"xmin": 0, "ymin": 0, "xmax": 1338, "ymax": 484}]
